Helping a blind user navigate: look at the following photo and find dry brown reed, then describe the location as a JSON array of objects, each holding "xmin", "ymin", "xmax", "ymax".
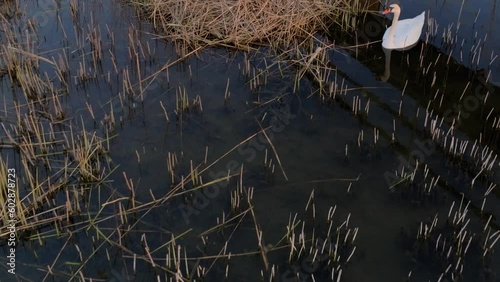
[
  {"xmin": 0, "ymin": 11, "xmax": 114, "ymax": 240},
  {"xmin": 0, "ymin": 0, "xmax": 374, "ymax": 279},
  {"xmin": 133, "ymin": 0, "xmax": 365, "ymax": 50}
]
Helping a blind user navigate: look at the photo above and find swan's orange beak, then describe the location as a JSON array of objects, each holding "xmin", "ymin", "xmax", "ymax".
[{"xmin": 383, "ymin": 8, "xmax": 392, "ymax": 14}]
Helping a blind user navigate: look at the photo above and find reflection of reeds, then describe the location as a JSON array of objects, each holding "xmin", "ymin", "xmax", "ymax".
[
  {"xmin": 175, "ymin": 84, "xmax": 190, "ymax": 113},
  {"xmin": 159, "ymin": 101, "xmax": 171, "ymax": 123}
]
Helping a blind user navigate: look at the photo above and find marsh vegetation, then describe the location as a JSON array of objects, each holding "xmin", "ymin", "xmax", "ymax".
[{"xmin": 0, "ymin": 0, "xmax": 499, "ymax": 281}]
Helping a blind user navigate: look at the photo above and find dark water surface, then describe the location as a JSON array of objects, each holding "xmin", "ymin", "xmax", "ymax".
[{"xmin": 1, "ymin": 0, "xmax": 499, "ymax": 281}]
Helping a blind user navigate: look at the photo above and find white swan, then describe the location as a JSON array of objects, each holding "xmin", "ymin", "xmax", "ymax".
[{"xmin": 382, "ymin": 4, "xmax": 425, "ymax": 50}]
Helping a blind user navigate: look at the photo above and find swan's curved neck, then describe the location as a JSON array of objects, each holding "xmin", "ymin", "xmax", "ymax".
[{"xmin": 388, "ymin": 10, "xmax": 400, "ymax": 43}]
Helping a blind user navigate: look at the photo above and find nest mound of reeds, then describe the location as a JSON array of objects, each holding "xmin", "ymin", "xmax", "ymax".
[{"xmin": 135, "ymin": 0, "xmax": 364, "ymax": 49}]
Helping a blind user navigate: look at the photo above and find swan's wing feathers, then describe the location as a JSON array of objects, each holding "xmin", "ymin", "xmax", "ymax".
[
  {"xmin": 393, "ymin": 14, "xmax": 425, "ymax": 48},
  {"xmin": 382, "ymin": 11, "xmax": 425, "ymax": 49}
]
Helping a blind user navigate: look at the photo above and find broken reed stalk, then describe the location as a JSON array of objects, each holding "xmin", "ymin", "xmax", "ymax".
[
  {"xmin": 134, "ymin": 128, "xmax": 272, "ymax": 214},
  {"xmin": 256, "ymin": 119, "xmax": 289, "ymax": 181},
  {"xmin": 248, "ymin": 201, "xmax": 270, "ymax": 271}
]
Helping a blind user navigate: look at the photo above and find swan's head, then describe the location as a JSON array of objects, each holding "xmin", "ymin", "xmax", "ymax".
[{"xmin": 383, "ymin": 4, "xmax": 401, "ymax": 15}]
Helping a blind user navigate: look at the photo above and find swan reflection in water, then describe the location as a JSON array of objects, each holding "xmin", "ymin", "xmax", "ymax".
[
  {"xmin": 380, "ymin": 47, "xmax": 391, "ymax": 82},
  {"xmin": 380, "ymin": 4, "xmax": 425, "ymax": 82}
]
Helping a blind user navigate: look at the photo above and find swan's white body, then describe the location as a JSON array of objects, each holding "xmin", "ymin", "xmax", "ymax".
[{"xmin": 382, "ymin": 4, "xmax": 425, "ymax": 50}]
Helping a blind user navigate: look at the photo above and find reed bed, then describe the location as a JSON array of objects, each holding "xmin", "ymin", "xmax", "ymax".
[
  {"xmin": 0, "ymin": 109, "xmax": 113, "ymax": 239},
  {"xmin": 0, "ymin": 10, "xmax": 114, "ymax": 240},
  {"xmin": 133, "ymin": 0, "xmax": 365, "ymax": 50}
]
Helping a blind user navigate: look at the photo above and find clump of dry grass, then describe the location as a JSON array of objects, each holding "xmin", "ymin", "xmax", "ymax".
[
  {"xmin": 0, "ymin": 9, "xmax": 114, "ymax": 240},
  {"xmin": 134, "ymin": 0, "xmax": 365, "ymax": 50}
]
